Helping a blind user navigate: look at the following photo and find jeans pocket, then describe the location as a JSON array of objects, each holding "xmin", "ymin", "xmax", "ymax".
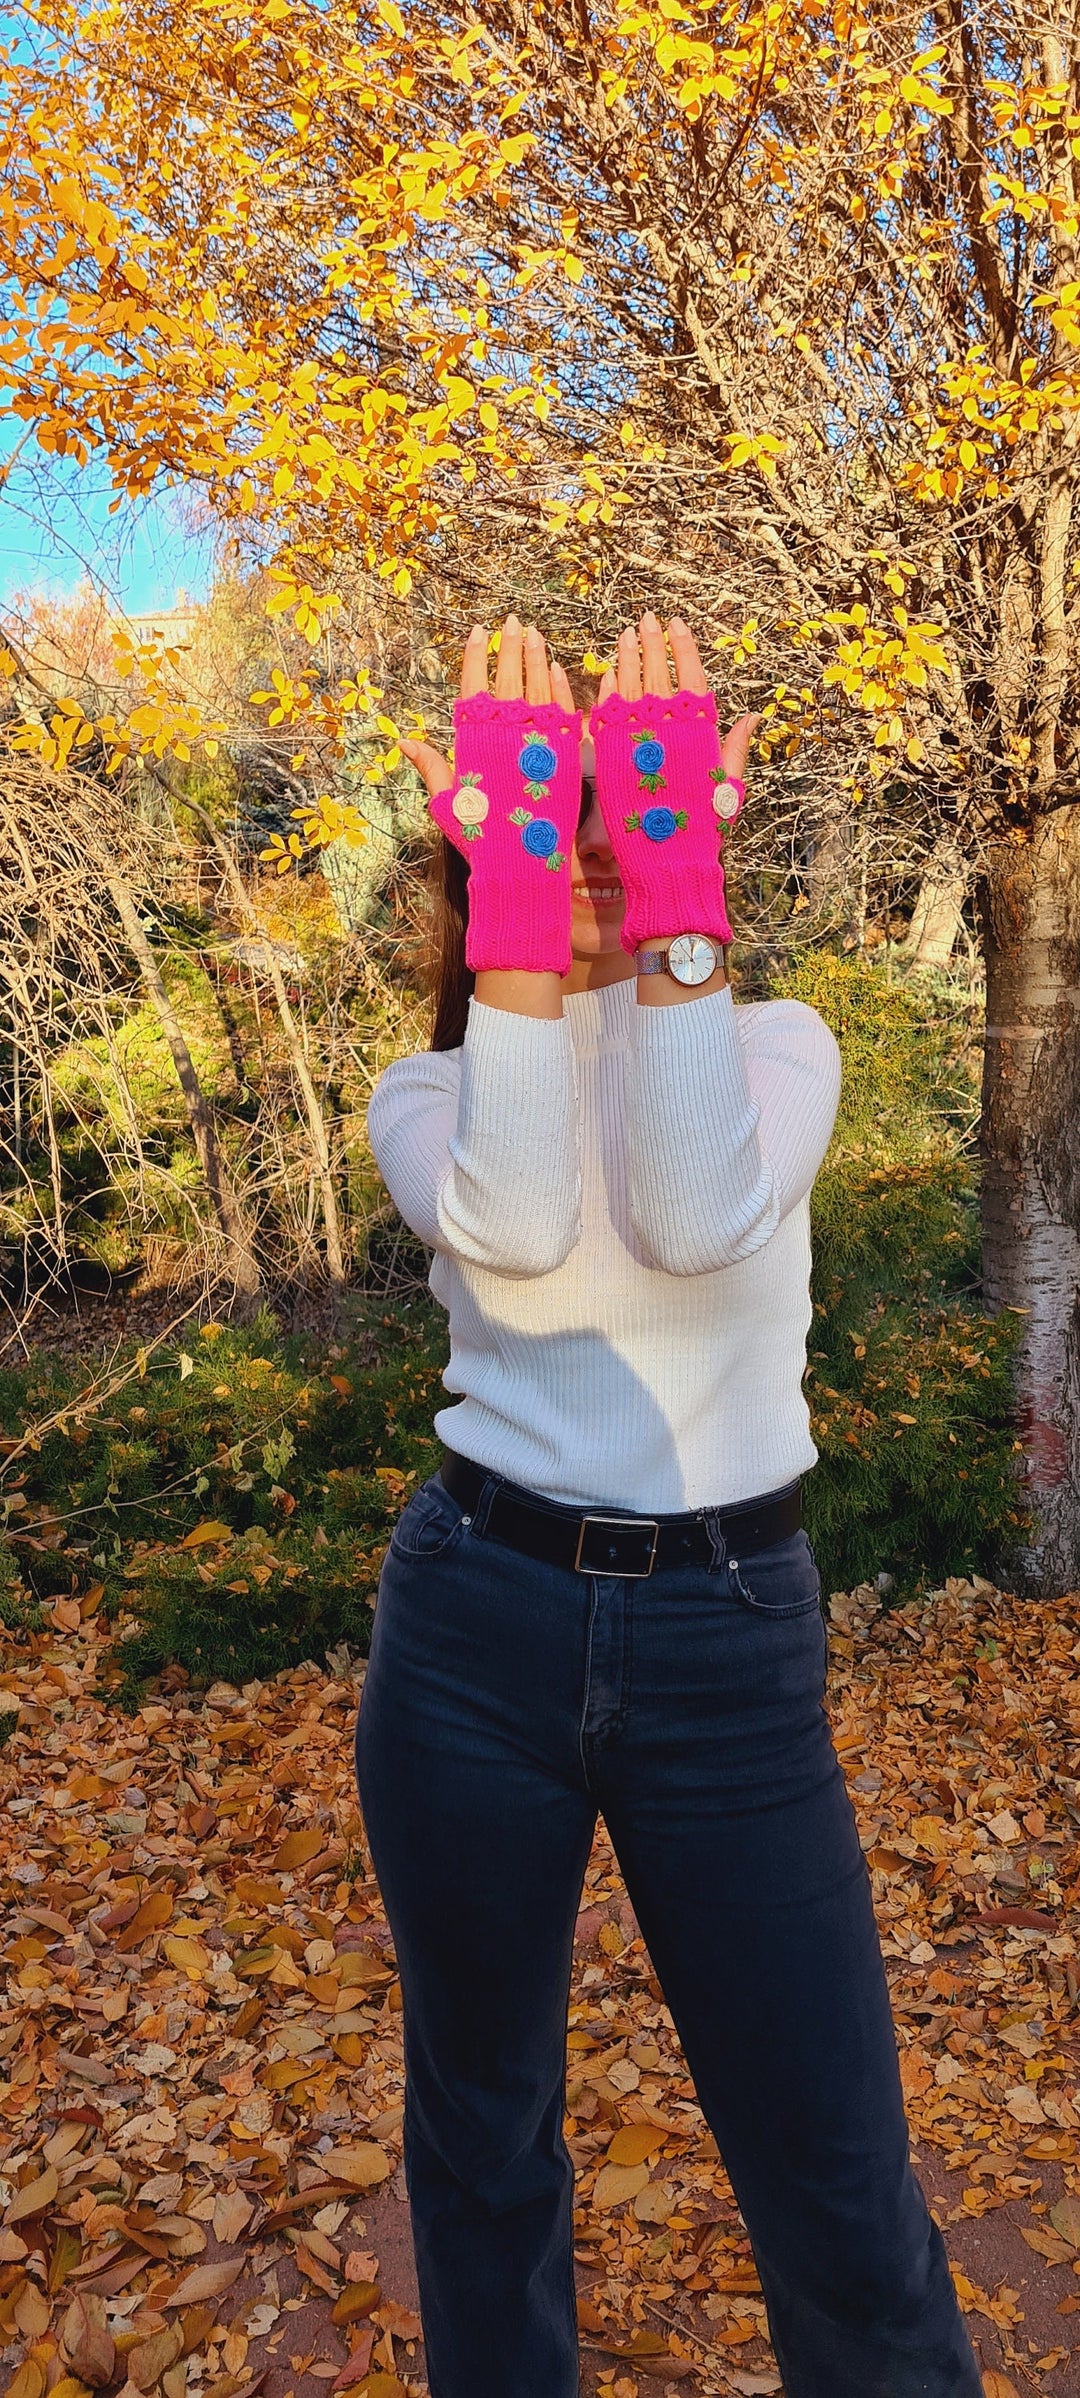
[
  {"xmin": 727, "ymin": 1528, "xmax": 823, "ymax": 1620},
  {"xmin": 388, "ymin": 1475, "xmax": 468, "ymax": 1561}
]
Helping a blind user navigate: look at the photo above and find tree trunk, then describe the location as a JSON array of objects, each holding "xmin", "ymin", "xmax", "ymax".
[
  {"xmin": 978, "ymin": 812, "xmax": 1080, "ymax": 1596},
  {"xmin": 107, "ymin": 875, "xmax": 262, "ymax": 1305},
  {"xmin": 801, "ymin": 790, "xmax": 856, "ymax": 931},
  {"xmin": 175, "ymin": 800, "xmax": 347, "ymax": 1288},
  {"xmin": 902, "ymin": 832, "xmax": 969, "ymax": 971}
]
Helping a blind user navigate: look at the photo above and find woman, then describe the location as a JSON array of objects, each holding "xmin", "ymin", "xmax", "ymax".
[{"xmin": 357, "ymin": 610, "xmax": 982, "ymax": 2398}]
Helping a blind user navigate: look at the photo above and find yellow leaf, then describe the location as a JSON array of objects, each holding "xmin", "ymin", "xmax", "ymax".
[
  {"xmin": 5, "ymin": 2365, "xmax": 46, "ymax": 2398},
  {"xmin": 442, "ymin": 375, "xmax": 476, "ymax": 419},
  {"xmin": 115, "ymin": 1892, "xmax": 173, "ymax": 1950},
  {"xmin": 162, "ymin": 1936, "xmax": 211, "ymax": 1978},
  {"xmin": 593, "ymin": 2161, "xmax": 650, "ymax": 2209},
  {"xmin": 373, "ymin": 0, "xmax": 405, "ymax": 29},
  {"xmin": 272, "ymin": 1826, "xmax": 325, "ymax": 1870},
  {"xmin": 233, "ymin": 1945, "xmax": 278, "ymax": 1978},
  {"xmin": 181, "ymin": 1520, "xmax": 233, "ymax": 1548},
  {"xmin": 605, "ymin": 2124, "xmax": 668, "ymax": 2167},
  {"xmin": 320, "ymin": 2144, "xmax": 391, "ymax": 2188}
]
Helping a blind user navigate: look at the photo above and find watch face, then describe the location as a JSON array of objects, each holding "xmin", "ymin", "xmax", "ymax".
[{"xmin": 667, "ymin": 933, "xmax": 719, "ymax": 986}]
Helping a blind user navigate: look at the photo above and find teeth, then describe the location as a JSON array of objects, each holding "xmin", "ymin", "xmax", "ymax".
[{"xmin": 573, "ymin": 884, "xmax": 622, "ymax": 900}]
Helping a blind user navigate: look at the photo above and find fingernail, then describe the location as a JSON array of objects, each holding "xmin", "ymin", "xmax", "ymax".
[
  {"xmin": 641, "ymin": 611, "xmax": 659, "ymax": 627},
  {"xmin": 669, "ymin": 616, "xmax": 687, "ymax": 631},
  {"xmin": 469, "ymin": 622, "xmax": 486, "ymax": 637},
  {"xmin": 505, "ymin": 612, "xmax": 521, "ymax": 629}
]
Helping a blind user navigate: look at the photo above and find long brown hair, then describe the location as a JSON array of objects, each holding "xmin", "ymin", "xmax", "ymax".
[
  {"xmin": 428, "ymin": 834, "xmax": 473, "ymax": 1051},
  {"xmin": 426, "ymin": 664, "xmax": 601, "ymax": 1050}
]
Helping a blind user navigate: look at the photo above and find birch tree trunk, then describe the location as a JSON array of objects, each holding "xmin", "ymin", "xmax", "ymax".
[
  {"xmin": 902, "ymin": 833, "xmax": 969, "ymax": 972},
  {"xmin": 978, "ymin": 812, "xmax": 1080, "ymax": 1595}
]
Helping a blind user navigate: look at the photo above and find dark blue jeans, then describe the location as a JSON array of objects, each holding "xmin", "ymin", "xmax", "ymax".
[{"xmin": 354, "ymin": 1470, "xmax": 982, "ymax": 2398}]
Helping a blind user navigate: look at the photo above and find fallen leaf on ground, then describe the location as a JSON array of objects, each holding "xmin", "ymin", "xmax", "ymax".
[
  {"xmin": 604, "ymin": 2125, "xmax": 668, "ymax": 2167},
  {"xmin": 59, "ymin": 2291, "xmax": 114, "ymax": 2385},
  {"xmin": 320, "ymin": 2144, "xmax": 391, "ymax": 2189},
  {"xmin": 165, "ymin": 2259, "xmax": 244, "ymax": 2307},
  {"xmin": 3, "ymin": 1575, "xmax": 1080, "ymax": 2398},
  {"xmin": 1050, "ymin": 2195, "xmax": 1080, "ymax": 2249}
]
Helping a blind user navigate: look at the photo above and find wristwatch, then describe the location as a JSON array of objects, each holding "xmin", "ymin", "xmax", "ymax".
[{"xmin": 636, "ymin": 933, "xmax": 723, "ymax": 987}]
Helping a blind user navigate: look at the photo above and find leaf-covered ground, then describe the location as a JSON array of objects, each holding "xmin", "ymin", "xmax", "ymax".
[{"xmin": 3, "ymin": 1576, "xmax": 1080, "ymax": 2398}]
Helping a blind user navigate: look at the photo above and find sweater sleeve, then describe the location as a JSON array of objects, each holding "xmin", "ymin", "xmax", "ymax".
[
  {"xmin": 626, "ymin": 990, "xmax": 841, "ymax": 1275},
  {"xmin": 365, "ymin": 997, "xmax": 582, "ymax": 1277}
]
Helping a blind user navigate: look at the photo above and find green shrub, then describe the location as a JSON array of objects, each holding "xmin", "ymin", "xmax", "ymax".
[
  {"xmin": 0, "ymin": 1540, "xmax": 45, "ymax": 1636},
  {"xmin": 0, "ymin": 955, "xmax": 1029, "ymax": 1673},
  {"xmin": 773, "ymin": 948, "xmax": 978, "ymax": 1156},
  {"xmin": 0, "ymin": 1303, "xmax": 447, "ymax": 1689},
  {"xmin": 769, "ymin": 953, "xmax": 1026, "ymax": 1595},
  {"xmin": 116, "ymin": 1523, "xmax": 381, "ymax": 1687}
]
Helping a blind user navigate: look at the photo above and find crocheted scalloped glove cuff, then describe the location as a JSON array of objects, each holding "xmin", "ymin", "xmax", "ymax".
[
  {"xmin": 591, "ymin": 688, "xmax": 745, "ymax": 953},
  {"xmin": 430, "ymin": 693, "xmax": 582, "ymax": 975}
]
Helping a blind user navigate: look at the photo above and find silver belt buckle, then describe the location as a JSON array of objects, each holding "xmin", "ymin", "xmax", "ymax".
[{"xmin": 574, "ymin": 1513, "xmax": 660, "ymax": 1578}]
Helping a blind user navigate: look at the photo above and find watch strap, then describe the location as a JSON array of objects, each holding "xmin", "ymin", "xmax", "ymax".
[{"xmin": 635, "ymin": 936, "xmax": 722, "ymax": 981}]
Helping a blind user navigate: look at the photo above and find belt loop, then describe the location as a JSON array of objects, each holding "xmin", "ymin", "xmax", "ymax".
[
  {"xmin": 466, "ymin": 1472, "xmax": 499, "ymax": 1541},
  {"xmin": 700, "ymin": 1510, "xmax": 727, "ymax": 1574}
]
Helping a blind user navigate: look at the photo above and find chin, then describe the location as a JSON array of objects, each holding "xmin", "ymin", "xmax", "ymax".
[{"xmin": 571, "ymin": 914, "xmax": 626, "ymax": 950}]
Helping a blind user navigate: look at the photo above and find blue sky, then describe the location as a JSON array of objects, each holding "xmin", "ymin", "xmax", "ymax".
[
  {"xmin": 0, "ymin": 419, "xmax": 216, "ymax": 616},
  {"xmin": 0, "ymin": 7, "xmax": 214, "ymax": 614}
]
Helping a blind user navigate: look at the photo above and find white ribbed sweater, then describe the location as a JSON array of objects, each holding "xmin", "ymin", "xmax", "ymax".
[{"xmin": 366, "ymin": 981, "xmax": 841, "ymax": 1513}]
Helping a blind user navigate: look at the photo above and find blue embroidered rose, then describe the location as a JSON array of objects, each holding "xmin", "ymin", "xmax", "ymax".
[
  {"xmin": 518, "ymin": 739, "xmax": 558, "ymax": 781},
  {"xmin": 522, "ymin": 816, "xmax": 559, "ymax": 858},
  {"xmin": 633, "ymin": 737, "xmax": 666, "ymax": 775},
  {"xmin": 642, "ymin": 806, "xmax": 677, "ymax": 843}
]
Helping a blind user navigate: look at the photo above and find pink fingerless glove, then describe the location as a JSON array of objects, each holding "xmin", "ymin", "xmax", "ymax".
[
  {"xmin": 591, "ymin": 687, "xmax": 745, "ymax": 953},
  {"xmin": 430, "ymin": 693, "xmax": 582, "ymax": 975}
]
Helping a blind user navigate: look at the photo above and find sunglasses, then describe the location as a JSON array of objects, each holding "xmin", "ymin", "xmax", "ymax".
[{"xmin": 578, "ymin": 775, "xmax": 597, "ymax": 830}]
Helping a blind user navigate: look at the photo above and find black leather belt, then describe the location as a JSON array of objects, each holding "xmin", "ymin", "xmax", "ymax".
[{"xmin": 439, "ymin": 1450, "xmax": 801, "ymax": 1580}]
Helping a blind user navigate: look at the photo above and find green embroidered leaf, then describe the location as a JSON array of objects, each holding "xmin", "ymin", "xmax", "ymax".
[
  {"xmin": 508, "ymin": 806, "xmax": 532, "ymax": 825},
  {"xmin": 523, "ymin": 779, "xmax": 551, "ymax": 802},
  {"xmin": 462, "ymin": 822, "xmax": 483, "ymax": 840},
  {"xmin": 544, "ymin": 851, "xmax": 566, "ymax": 872},
  {"xmin": 624, "ymin": 812, "xmax": 641, "ymax": 830},
  {"xmin": 708, "ymin": 768, "xmax": 726, "ymax": 784},
  {"xmin": 459, "ymin": 769, "xmax": 482, "ymax": 787},
  {"xmin": 638, "ymin": 772, "xmax": 666, "ymax": 794},
  {"xmin": 674, "ymin": 811, "xmax": 688, "ymax": 829}
]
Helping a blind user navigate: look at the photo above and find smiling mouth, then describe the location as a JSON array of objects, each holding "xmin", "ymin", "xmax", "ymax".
[{"xmin": 572, "ymin": 882, "xmax": 623, "ymax": 904}]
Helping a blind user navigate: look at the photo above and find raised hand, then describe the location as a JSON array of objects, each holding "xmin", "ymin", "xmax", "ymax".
[
  {"xmin": 401, "ymin": 617, "xmax": 582, "ymax": 977},
  {"xmin": 592, "ymin": 614, "xmax": 758, "ymax": 954}
]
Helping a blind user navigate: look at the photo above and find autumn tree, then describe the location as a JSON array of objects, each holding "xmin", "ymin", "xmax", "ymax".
[{"xmin": 2, "ymin": 0, "xmax": 1080, "ymax": 1586}]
